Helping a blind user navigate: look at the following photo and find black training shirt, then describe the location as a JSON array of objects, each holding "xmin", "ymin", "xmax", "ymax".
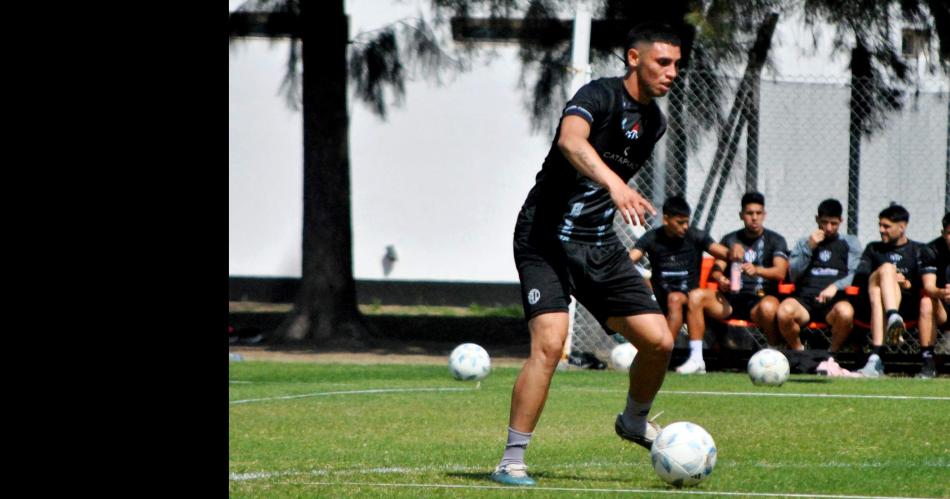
[
  {"xmin": 720, "ymin": 229, "xmax": 789, "ymax": 296},
  {"xmin": 922, "ymin": 237, "xmax": 949, "ymax": 287},
  {"xmin": 854, "ymin": 240, "xmax": 927, "ymax": 296},
  {"xmin": 519, "ymin": 77, "xmax": 666, "ymax": 245},
  {"xmin": 634, "ymin": 227, "xmax": 715, "ymax": 293}
]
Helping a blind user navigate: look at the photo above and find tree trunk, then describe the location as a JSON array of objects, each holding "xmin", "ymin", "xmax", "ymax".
[
  {"xmin": 277, "ymin": 0, "xmax": 372, "ymax": 347},
  {"xmin": 847, "ymin": 41, "xmax": 871, "ymax": 237}
]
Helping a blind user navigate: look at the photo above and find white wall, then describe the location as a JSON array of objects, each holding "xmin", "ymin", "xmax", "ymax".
[{"xmin": 229, "ymin": 1, "xmax": 947, "ymax": 281}]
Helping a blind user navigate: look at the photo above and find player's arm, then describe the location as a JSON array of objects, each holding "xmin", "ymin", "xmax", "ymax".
[
  {"xmin": 830, "ymin": 234, "xmax": 863, "ymax": 291},
  {"xmin": 629, "ymin": 248, "xmax": 644, "ymax": 263},
  {"xmin": 710, "ymin": 255, "xmax": 730, "ymax": 288},
  {"xmin": 787, "ymin": 237, "xmax": 812, "ymax": 282},
  {"xmin": 557, "ymin": 116, "xmax": 654, "ymax": 226},
  {"xmin": 922, "ymin": 273, "xmax": 941, "ymax": 300},
  {"xmin": 745, "ymin": 256, "xmax": 788, "ymax": 281},
  {"xmin": 705, "ymin": 241, "xmax": 729, "ymax": 261}
]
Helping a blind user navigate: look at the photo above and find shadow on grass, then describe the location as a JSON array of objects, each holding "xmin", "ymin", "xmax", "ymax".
[
  {"xmin": 445, "ymin": 471, "xmax": 640, "ymax": 485},
  {"xmin": 787, "ymin": 378, "xmax": 832, "ymax": 384}
]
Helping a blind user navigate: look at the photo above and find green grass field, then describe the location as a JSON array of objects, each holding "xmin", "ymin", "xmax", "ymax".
[{"xmin": 229, "ymin": 361, "xmax": 950, "ymax": 498}]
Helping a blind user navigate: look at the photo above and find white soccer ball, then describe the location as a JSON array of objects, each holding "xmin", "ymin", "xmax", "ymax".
[
  {"xmin": 448, "ymin": 343, "xmax": 491, "ymax": 381},
  {"xmin": 747, "ymin": 348, "xmax": 790, "ymax": 386},
  {"xmin": 650, "ymin": 421, "xmax": 717, "ymax": 487},
  {"xmin": 609, "ymin": 342, "xmax": 638, "ymax": 371}
]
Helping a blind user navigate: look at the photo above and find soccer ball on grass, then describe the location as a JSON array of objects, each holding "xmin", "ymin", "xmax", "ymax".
[
  {"xmin": 650, "ymin": 421, "xmax": 717, "ymax": 487},
  {"xmin": 448, "ymin": 343, "xmax": 491, "ymax": 381},
  {"xmin": 747, "ymin": 348, "xmax": 790, "ymax": 386},
  {"xmin": 609, "ymin": 342, "xmax": 638, "ymax": 371}
]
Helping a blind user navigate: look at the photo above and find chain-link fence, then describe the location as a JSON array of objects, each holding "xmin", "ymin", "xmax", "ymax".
[{"xmin": 568, "ymin": 70, "xmax": 950, "ymax": 363}]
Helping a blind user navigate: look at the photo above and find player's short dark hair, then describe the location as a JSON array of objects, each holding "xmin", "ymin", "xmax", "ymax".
[
  {"xmin": 663, "ymin": 195, "xmax": 691, "ymax": 217},
  {"xmin": 879, "ymin": 203, "xmax": 909, "ymax": 223},
  {"xmin": 817, "ymin": 198, "xmax": 843, "ymax": 218},
  {"xmin": 625, "ymin": 22, "xmax": 681, "ymax": 54},
  {"xmin": 942, "ymin": 212, "xmax": 949, "ymax": 229},
  {"xmin": 741, "ymin": 191, "xmax": 765, "ymax": 210}
]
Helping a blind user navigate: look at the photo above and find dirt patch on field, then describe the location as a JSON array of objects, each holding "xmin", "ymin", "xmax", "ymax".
[{"xmin": 228, "ymin": 345, "xmax": 527, "ymax": 367}]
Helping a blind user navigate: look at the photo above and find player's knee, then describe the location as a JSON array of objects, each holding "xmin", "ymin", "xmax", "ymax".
[
  {"xmin": 687, "ymin": 289, "xmax": 706, "ymax": 308},
  {"xmin": 668, "ymin": 292, "xmax": 687, "ymax": 308},
  {"xmin": 834, "ymin": 302, "xmax": 854, "ymax": 322},
  {"xmin": 777, "ymin": 301, "xmax": 798, "ymax": 321},
  {"xmin": 919, "ymin": 296, "xmax": 933, "ymax": 318},
  {"xmin": 758, "ymin": 297, "xmax": 779, "ymax": 317}
]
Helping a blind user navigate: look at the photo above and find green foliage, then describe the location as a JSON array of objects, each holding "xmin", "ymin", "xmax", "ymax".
[{"xmin": 230, "ymin": 362, "xmax": 950, "ymax": 497}]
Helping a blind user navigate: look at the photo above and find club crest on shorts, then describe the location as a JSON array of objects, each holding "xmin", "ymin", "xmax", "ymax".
[{"xmin": 528, "ymin": 288, "xmax": 541, "ymax": 305}]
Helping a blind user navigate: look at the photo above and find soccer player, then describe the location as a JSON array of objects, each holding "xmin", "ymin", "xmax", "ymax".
[
  {"xmin": 678, "ymin": 192, "xmax": 789, "ymax": 374},
  {"xmin": 853, "ymin": 204, "xmax": 929, "ymax": 378},
  {"xmin": 917, "ymin": 212, "xmax": 950, "ymax": 378},
  {"xmin": 492, "ymin": 22, "xmax": 682, "ymax": 486},
  {"xmin": 629, "ymin": 195, "xmax": 729, "ymax": 339},
  {"xmin": 777, "ymin": 199, "xmax": 862, "ymax": 362}
]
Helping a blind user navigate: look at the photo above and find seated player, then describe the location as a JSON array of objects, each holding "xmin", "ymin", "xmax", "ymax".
[
  {"xmin": 777, "ymin": 199, "xmax": 862, "ymax": 362},
  {"xmin": 679, "ymin": 191, "xmax": 789, "ymax": 374},
  {"xmin": 853, "ymin": 204, "xmax": 930, "ymax": 378},
  {"xmin": 629, "ymin": 195, "xmax": 729, "ymax": 340},
  {"xmin": 917, "ymin": 212, "xmax": 950, "ymax": 378}
]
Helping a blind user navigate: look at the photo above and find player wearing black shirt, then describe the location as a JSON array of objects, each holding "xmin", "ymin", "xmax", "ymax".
[
  {"xmin": 916, "ymin": 212, "xmax": 950, "ymax": 378},
  {"xmin": 630, "ymin": 196, "xmax": 729, "ymax": 340},
  {"xmin": 853, "ymin": 205, "xmax": 930, "ymax": 378},
  {"xmin": 493, "ymin": 23, "xmax": 682, "ymax": 487},
  {"xmin": 777, "ymin": 199, "xmax": 862, "ymax": 359},
  {"xmin": 679, "ymin": 192, "xmax": 789, "ymax": 374}
]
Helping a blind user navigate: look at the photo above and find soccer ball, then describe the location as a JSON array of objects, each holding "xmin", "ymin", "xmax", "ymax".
[
  {"xmin": 448, "ymin": 343, "xmax": 491, "ymax": 381},
  {"xmin": 650, "ymin": 421, "xmax": 717, "ymax": 487},
  {"xmin": 609, "ymin": 342, "xmax": 638, "ymax": 371},
  {"xmin": 747, "ymin": 348, "xmax": 790, "ymax": 386}
]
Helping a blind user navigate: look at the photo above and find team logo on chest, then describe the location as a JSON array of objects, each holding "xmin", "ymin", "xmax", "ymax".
[
  {"xmin": 622, "ymin": 116, "xmax": 641, "ymax": 140},
  {"xmin": 818, "ymin": 250, "xmax": 831, "ymax": 262},
  {"xmin": 888, "ymin": 252, "xmax": 902, "ymax": 263}
]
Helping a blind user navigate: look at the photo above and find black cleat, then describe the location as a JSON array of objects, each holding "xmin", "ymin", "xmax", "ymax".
[{"xmin": 614, "ymin": 414, "xmax": 661, "ymax": 450}]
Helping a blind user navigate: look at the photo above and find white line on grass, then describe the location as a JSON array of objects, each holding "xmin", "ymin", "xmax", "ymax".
[
  {"xmin": 572, "ymin": 388, "xmax": 950, "ymax": 402},
  {"xmin": 283, "ymin": 481, "xmax": 938, "ymax": 499},
  {"xmin": 230, "ymin": 387, "xmax": 470, "ymax": 405}
]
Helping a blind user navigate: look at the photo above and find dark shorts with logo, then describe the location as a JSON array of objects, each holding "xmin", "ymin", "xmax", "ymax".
[
  {"xmin": 722, "ymin": 292, "xmax": 764, "ymax": 321},
  {"xmin": 790, "ymin": 293, "xmax": 847, "ymax": 324},
  {"xmin": 513, "ymin": 229, "xmax": 661, "ymax": 333}
]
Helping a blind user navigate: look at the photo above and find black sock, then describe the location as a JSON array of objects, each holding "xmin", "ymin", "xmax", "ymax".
[
  {"xmin": 922, "ymin": 346, "xmax": 935, "ymax": 362},
  {"xmin": 885, "ymin": 309, "xmax": 899, "ymax": 320},
  {"xmin": 870, "ymin": 345, "xmax": 882, "ymax": 357}
]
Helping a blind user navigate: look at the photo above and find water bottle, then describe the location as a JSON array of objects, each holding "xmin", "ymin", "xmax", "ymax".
[{"xmin": 730, "ymin": 261, "xmax": 742, "ymax": 293}]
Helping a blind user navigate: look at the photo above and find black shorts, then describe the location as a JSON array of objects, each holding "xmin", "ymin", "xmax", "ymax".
[
  {"xmin": 514, "ymin": 234, "xmax": 661, "ymax": 332},
  {"xmin": 722, "ymin": 293, "xmax": 763, "ymax": 321},
  {"xmin": 791, "ymin": 293, "xmax": 847, "ymax": 324}
]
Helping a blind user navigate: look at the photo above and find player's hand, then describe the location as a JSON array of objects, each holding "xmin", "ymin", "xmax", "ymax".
[
  {"xmin": 816, "ymin": 284, "xmax": 837, "ymax": 304},
  {"xmin": 609, "ymin": 183, "xmax": 655, "ymax": 227},
  {"xmin": 895, "ymin": 273, "xmax": 911, "ymax": 289},
  {"xmin": 741, "ymin": 263, "xmax": 758, "ymax": 276},
  {"xmin": 941, "ymin": 285, "xmax": 950, "ymax": 303},
  {"xmin": 808, "ymin": 229, "xmax": 825, "ymax": 249},
  {"xmin": 716, "ymin": 274, "xmax": 731, "ymax": 289},
  {"xmin": 730, "ymin": 244, "xmax": 745, "ymax": 262}
]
